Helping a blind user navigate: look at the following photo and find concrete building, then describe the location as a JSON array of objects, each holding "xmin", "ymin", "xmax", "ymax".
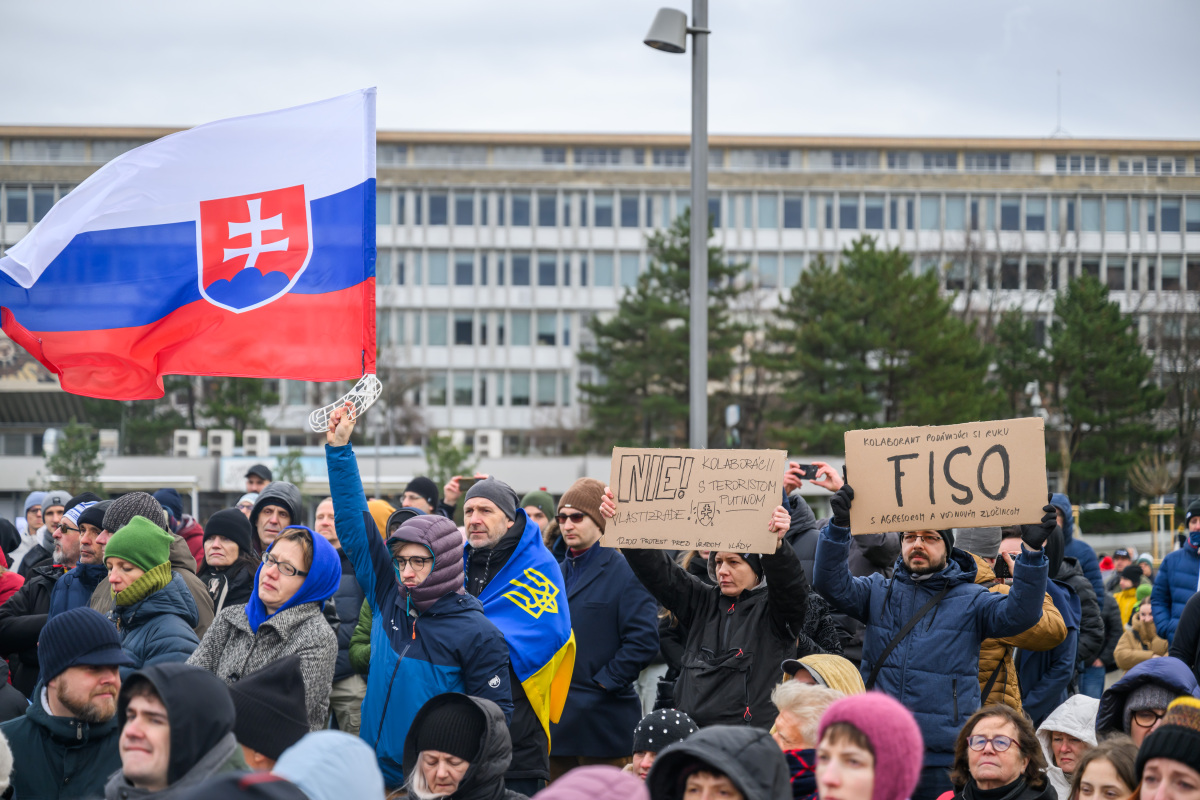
[{"xmin": 2, "ymin": 127, "xmax": 1199, "ymax": 512}]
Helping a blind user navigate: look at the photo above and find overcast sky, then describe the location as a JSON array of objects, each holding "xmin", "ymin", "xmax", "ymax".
[{"xmin": 3, "ymin": 0, "xmax": 1196, "ymax": 140}]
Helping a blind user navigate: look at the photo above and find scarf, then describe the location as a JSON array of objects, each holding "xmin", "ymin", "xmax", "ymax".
[
  {"xmin": 112, "ymin": 561, "xmax": 173, "ymax": 607},
  {"xmin": 245, "ymin": 527, "xmax": 341, "ymax": 634},
  {"xmin": 962, "ymin": 777, "xmax": 1030, "ymax": 800}
]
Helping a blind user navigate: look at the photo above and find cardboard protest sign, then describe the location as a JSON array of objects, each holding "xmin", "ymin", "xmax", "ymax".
[
  {"xmin": 601, "ymin": 447, "xmax": 786, "ymax": 554},
  {"xmin": 844, "ymin": 418, "xmax": 1047, "ymax": 535}
]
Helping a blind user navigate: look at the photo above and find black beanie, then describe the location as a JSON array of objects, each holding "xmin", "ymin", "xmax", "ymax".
[
  {"xmin": 65, "ymin": 492, "xmax": 104, "ymax": 513},
  {"xmin": 78, "ymin": 500, "xmax": 112, "ymax": 532},
  {"xmin": 204, "ymin": 508, "xmax": 255, "ymax": 558},
  {"xmin": 939, "ymin": 529, "xmax": 955, "ymax": 552},
  {"xmin": 404, "ymin": 477, "xmax": 440, "ymax": 510},
  {"xmin": 228, "ymin": 656, "xmax": 310, "ymax": 760},
  {"xmin": 1186, "ymin": 500, "xmax": 1200, "ymax": 525},
  {"xmin": 742, "ymin": 553, "xmax": 764, "ymax": 578},
  {"xmin": 414, "ymin": 697, "xmax": 486, "ymax": 761},
  {"xmin": 632, "ymin": 709, "xmax": 699, "ymax": 754},
  {"xmin": 1122, "ymin": 564, "xmax": 1144, "ymax": 583}
]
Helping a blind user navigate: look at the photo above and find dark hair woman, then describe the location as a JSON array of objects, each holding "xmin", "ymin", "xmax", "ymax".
[{"xmin": 947, "ymin": 705, "xmax": 1053, "ymax": 800}]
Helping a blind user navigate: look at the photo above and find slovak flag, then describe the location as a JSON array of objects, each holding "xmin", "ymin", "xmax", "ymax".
[{"xmin": 0, "ymin": 89, "xmax": 377, "ymax": 400}]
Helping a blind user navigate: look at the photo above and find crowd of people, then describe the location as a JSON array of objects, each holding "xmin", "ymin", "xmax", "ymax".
[{"xmin": 2, "ymin": 407, "xmax": 1200, "ymax": 800}]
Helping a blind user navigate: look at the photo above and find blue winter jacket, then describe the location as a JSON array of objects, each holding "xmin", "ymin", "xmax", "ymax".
[
  {"xmin": 327, "ymin": 442, "xmax": 513, "ymax": 789},
  {"xmin": 1095, "ymin": 656, "xmax": 1200, "ymax": 737},
  {"xmin": 550, "ymin": 544, "xmax": 658, "ymax": 758},
  {"xmin": 1052, "ymin": 494, "xmax": 1105, "ymax": 600},
  {"xmin": 1152, "ymin": 545, "xmax": 1200, "ymax": 644},
  {"xmin": 814, "ymin": 521, "xmax": 1048, "ymax": 767},
  {"xmin": 1017, "ymin": 579, "xmax": 1081, "ymax": 727},
  {"xmin": 47, "ymin": 562, "xmax": 108, "ymax": 621},
  {"xmin": 112, "ymin": 572, "xmax": 200, "ymax": 679}
]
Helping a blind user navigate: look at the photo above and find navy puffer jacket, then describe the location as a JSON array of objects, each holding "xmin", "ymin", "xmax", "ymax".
[
  {"xmin": 814, "ymin": 521, "xmax": 1048, "ymax": 767},
  {"xmin": 1152, "ymin": 544, "xmax": 1200, "ymax": 644},
  {"xmin": 1052, "ymin": 494, "xmax": 1104, "ymax": 599},
  {"xmin": 1095, "ymin": 655, "xmax": 1200, "ymax": 737},
  {"xmin": 112, "ymin": 572, "xmax": 200, "ymax": 678}
]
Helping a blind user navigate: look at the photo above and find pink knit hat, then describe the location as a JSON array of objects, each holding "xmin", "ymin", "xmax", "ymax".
[{"xmin": 818, "ymin": 691, "xmax": 924, "ymax": 800}]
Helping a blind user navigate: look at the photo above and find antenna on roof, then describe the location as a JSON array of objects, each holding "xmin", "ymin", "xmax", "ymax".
[{"xmin": 1051, "ymin": 68, "xmax": 1071, "ymax": 138}]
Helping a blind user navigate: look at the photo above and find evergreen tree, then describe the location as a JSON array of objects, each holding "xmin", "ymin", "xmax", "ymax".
[
  {"xmin": 81, "ymin": 398, "xmax": 186, "ymax": 455},
  {"xmin": 992, "ymin": 311, "xmax": 1048, "ymax": 418},
  {"xmin": 762, "ymin": 237, "xmax": 999, "ymax": 453},
  {"xmin": 1042, "ymin": 275, "xmax": 1165, "ymax": 492},
  {"xmin": 44, "ymin": 418, "xmax": 104, "ymax": 497},
  {"xmin": 199, "ymin": 378, "xmax": 279, "ymax": 435},
  {"xmin": 578, "ymin": 211, "xmax": 746, "ymax": 448}
]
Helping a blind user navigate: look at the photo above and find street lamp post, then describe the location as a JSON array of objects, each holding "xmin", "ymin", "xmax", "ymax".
[{"xmin": 645, "ymin": 2, "xmax": 710, "ymax": 450}]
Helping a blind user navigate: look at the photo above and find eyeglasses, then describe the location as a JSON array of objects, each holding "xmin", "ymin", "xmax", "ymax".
[
  {"xmin": 902, "ymin": 533, "xmax": 943, "ymax": 546},
  {"xmin": 556, "ymin": 512, "xmax": 587, "ymax": 525},
  {"xmin": 393, "ymin": 555, "xmax": 431, "ymax": 571},
  {"xmin": 56, "ymin": 523, "xmax": 80, "ymax": 535},
  {"xmin": 967, "ymin": 735, "xmax": 1015, "ymax": 752},
  {"xmin": 1132, "ymin": 709, "xmax": 1167, "ymax": 728},
  {"xmin": 261, "ymin": 552, "xmax": 307, "ymax": 577}
]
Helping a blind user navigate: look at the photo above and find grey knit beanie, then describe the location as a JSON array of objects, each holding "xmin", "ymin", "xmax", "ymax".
[
  {"xmin": 103, "ymin": 492, "xmax": 169, "ymax": 533},
  {"xmin": 1124, "ymin": 683, "xmax": 1179, "ymax": 733},
  {"xmin": 464, "ymin": 478, "xmax": 519, "ymax": 522},
  {"xmin": 954, "ymin": 527, "xmax": 1002, "ymax": 560}
]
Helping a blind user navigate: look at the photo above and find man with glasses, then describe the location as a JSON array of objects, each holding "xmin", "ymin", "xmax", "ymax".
[
  {"xmin": 48, "ymin": 499, "xmax": 109, "ymax": 620},
  {"xmin": 324, "ymin": 402, "xmax": 512, "ymax": 791},
  {"xmin": 546, "ymin": 478, "xmax": 658, "ymax": 781},
  {"xmin": 813, "ymin": 483, "xmax": 1054, "ymax": 800},
  {"xmin": 16, "ymin": 489, "xmax": 73, "ymax": 578}
]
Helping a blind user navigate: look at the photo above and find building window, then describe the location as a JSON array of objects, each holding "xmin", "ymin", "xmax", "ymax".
[
  {"xmin": 1163, "ymin": 257, "xmax": 1182, "ymax": 291},
  {"xmin": 454, "ymin": 193, "xmax": 473, "ymax": 226},
  {"xmin": 454, "ymin": 313, "xmax": 473, "ymax": 345},
  {"xmin": 454, "ymin": 254, "xmax": 473, "ymax": 286},
  {"xmin": 1104, "ymin": 257, "xmax": 1124, "ymax": 290},
  {"xmin": 576, "ymin": 148, "xmax": 621, "ymax": 166},
  {"xmin": 920, "ymin": 197, "xmax": 940, "ymax": 231},
  {"xmin": 427, "ymin": 312, "xmax": 448, "ymax": 346},
  {"xmin": 376, "ymin": 189, "xmax": 392, "ymax": 225},
  {"xmin": 426, "ymin": 251, "xmax": 448, "ymax": 286},
  {"xmin": 594, "ymin": 253, "xmax": 614, "ymax": 287},
  {"xmin": 538, "ymin": 193, "xmax": 557, "ymax": 227},
  {"xmin": 1025, "ymin": 198, "xmax": 1046, "ymax": 232},
  {"xmin": 1000, "ymin": 199, "xmax": 1020, "ymax": 231},
  {"xmin": 377, "ymin": 144, "xmax": 406, "ymax": 166},
  {"xmin": 536, "ymin": 373, "xmax": 557, "ymax": 407},
  {"xmin": 1104, "ymin": 198, "xmax": 1125, "ymax": 232},
  {"xmin": 5, "ymin": 188, "xmax": 28, "ymax": 223},
  {"xmin": 427, "ymin": 374, "xmax": 447, "ymax": 406},
  {"xmin": 1162, "ymin": 198, "xmax": 1181, "ymax": 233},
  {"xmin": 1082, "ymin": 259, "xmax": 1101, "ymax": 282},
  {"xmin": 31, "ymin": 187, "xmax": 54, "ymax": 222},
  {"xmin": 542, "ymin": 147, "xmax": 566, "ymax": 165},
  {"xmin": 620, "ymin": 195, "xmax": 639, "ymax": 227},
  {"xmin": 454, "ymin": 373, "xmax": 473, "ymax": 406},
  {"xmin": 862, "ymin": 196, "xmax": 884, "ymax": 230},
  {"xmin": 832, "ymin": 151, "xmax": 872, "ymax": 170},
  {"xmin": 562, "ymin": 373, "xmax": 572, "ymax": 406},
  {"xmin": 653, "ymin": 148, "xmax": 688, "ymax": 167},
  {"xmin": 758, "ymin": 254, "xmax": 779, "ymax": 289},
  {"xmin": 1147, "ymin": 199, "xmax": 1158, "ymax": 233},
  {"xmin": 783, "ymin": 195, "xmax": 803, "ymax": 228},
  {"xmin": 1027, "ymin": 261, "xmax": 1046, "ymax": 290},
  {"xmin": 1000, "ymin": 260, "xmax": 1020, "ymax": 290},
  {"xmin": 922, "ymin": 152, "xmax": 957, "ymax": 171},
  {"xmin": 1187, "ymin": 199, "xmax": 1200, "ymax": 233},
  {"xmin": 538, "ymin": 255, "xmax": 557, "ymax": 286},
  {"xmin": 495, "ymin": 373, "xmax": 505, "ymax": 406},
  {"xmin": 839, "ymin": 196, "xmax": 859, "ymax": 229},
  {"xmin": 707, "ymin": 196, "xmax": 721, "ymax": 229},
  {"xmin": 757, "ymin": 195, "xmax": 778, "ymax": 229},
  {"xmin": 945, "ymin": 197, "xmax": 966, "ymax": 231},
  {"xmin": 620, "ymin": 254, "xmax": 639, "ymax": 288},
  {"xmin": 511, "ymin": 312, "xmax": 531, "ymax": 346},
  {"xmin": 511, "ymin": 194, "xmax": 531, "ymax": 226},
  {"xmin": 887, "ymin": 152, "xmax": 910, "ymax": 170},
  {"xmin": 964, "ymin": 152, "xmax": 1011, "ymax": 172},
  {"xmin": 562, "ymin": 314, "xmax": 571, "ymax": 346},
  {"xmin": 594, "ymin": 194, "xmax": 614, "ymax": 227},
  {"xmin": 512, "ymin": 253, "xmax": 531, "ymax": 286},
  {"xmin": 784, "ymin": 254, "xmax": 804, "ymax": 286},
  {"xmin": 511, "ymin": 373, "xmax": 531, "ymax": 406},
  {"xmin": 428, "ymin": 193, "xmax": 448, "ymax": 225},
  {"xmin": 754, "ymin": 150, "xmax": 790, "ymax": 168}
]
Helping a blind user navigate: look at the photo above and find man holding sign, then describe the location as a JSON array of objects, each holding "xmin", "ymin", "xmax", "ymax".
[{"xmin": 813, "ymin": 480, "xmax": 1055, "ymax": 800}]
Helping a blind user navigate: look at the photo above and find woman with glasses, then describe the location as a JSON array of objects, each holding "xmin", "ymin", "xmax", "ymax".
[
  {"xmin": 946, "ymin": 705, "xmax": 1054, "ymax": 800},
  {"xmin": 188, "ymin": 523, "xmax": 341, "ymax": 731},
  {"xmin": 324, "ymin": 402, "xmax": 513, "ymax": 791},
  {"xmin": 1095, "ymin": 657, "xmax": 1200, "ymax": 747}
]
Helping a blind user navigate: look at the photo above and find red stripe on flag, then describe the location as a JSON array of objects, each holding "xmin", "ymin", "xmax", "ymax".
[{"xmin": 2, "ymin": 281, "xmax": 374, "ymax": 400}]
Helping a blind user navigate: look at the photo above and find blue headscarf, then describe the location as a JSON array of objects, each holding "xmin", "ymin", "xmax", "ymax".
[{"xmin": 246, "ymin": 525, "xmax": 342, "ymax": 634}]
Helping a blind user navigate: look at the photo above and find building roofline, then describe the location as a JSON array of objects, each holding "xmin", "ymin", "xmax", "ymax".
[{"xmin": 0, "ymin": 125, "xmax": 1196, "ymax": 152}]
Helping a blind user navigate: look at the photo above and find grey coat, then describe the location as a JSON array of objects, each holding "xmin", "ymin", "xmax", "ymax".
[{"xmin": 186, "ymin": 602, "xmax": 337, "ymax": 731}]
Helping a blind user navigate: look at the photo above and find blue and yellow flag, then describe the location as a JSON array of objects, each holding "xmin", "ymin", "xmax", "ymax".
[{"xmin": 475, "ymin": 512, "xmax": 575, "ymax": 741}]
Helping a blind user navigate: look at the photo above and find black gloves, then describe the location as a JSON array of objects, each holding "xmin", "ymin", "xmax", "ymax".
[
  {"xmin": 830, "ymin": 484, "xmax": 854, "ymax": 528},
  {"xmin": 1020, "ymin": 503, "xmax": 1056, "ymax": 551}
]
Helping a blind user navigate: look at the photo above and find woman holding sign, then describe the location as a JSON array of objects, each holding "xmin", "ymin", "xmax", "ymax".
[{"xmin": 598, "ymin": 488, "xmax": 805, "ymax": 729}]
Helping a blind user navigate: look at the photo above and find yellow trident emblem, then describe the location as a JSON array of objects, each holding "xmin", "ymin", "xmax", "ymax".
[{"xmin": 503, "ymin": 568, "xmax": 560, "ymax": 619}]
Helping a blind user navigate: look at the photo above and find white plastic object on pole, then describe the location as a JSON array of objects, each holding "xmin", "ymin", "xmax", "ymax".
[{"xmin": 308, "ymin": 373, "xmax": 382, "ymax": 432}]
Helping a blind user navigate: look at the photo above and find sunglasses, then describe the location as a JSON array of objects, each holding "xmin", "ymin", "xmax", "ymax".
[{"xmin": 556, "ymin": 512, "xmax": 588, "ymax": 525}]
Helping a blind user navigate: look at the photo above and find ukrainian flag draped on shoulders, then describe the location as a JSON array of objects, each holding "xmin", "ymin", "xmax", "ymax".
[{"xmin": 473, "ymin": 511, "xmax": 575, "ymax": 741}]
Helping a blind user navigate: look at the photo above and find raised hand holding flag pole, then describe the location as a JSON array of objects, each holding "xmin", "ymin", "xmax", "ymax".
[{"xmin": 0, "ymin": 89, "xmax": 380, "ymax": 415}]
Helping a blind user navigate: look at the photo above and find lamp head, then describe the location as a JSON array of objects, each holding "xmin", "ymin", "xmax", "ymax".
[{"xmin": 644, "ymin": 7, "xmax": 688, "ymax": 53}]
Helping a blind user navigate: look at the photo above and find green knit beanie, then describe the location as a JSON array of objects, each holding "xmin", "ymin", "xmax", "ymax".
[
  {"xmin": 104, "ymin": 515, "xmax": 173, "ymax": 572},
  {"xmin": 520, "ymin": 490, "xmax": 555, "ymax": 516},
  {"xmin": 1137, "ymin": 583, "xmax": 1153, "ymax": 603}
]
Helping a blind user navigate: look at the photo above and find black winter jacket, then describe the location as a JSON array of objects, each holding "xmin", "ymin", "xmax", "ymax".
[
  {"xmin": 1, "ymin": 688, "xmax": 122, "ymax": 799},
  {"xmin": 1098, "ymin": 592, "xmax": 1123, "ymax": 669},
  {"xmin": 649, "ymin": 725, "xmax": 790, "ymax": 800},
  {"xmin": 330, "ymin": 547, "xmax": 365, "ymax": 682},
  {"xmin": 624, "ymin": 543, "xmax": 812, "ymax": 729},
  {"xmin": 0, "ymin": 563, "xmax": 66, "ymax": 696},
  {"xmin": 1056, "ymin": 557, "xmax": 1104, "ymax": 666}
]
